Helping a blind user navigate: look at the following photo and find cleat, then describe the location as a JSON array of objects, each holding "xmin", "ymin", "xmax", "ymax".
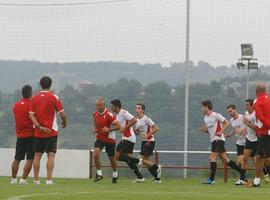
[
  {"xmin": 246, "ymin": 182, "xmax": 261, "ymax": 187},
  {"xmin": 264, "ymin": 174, "xmax": 270, "ymax": 183},
  {"xmin": 157, "ymin": 165, "xmax": 162, "ymax": 179},
  {"xmin": 19, "ymin": 179, "xmax": 28, "ymax": 185},
  {"xmin": 132, "ymin": 178, "xmax": 145, "ymax": 183},
  {"xmin": 112, "ymin": 177, "xmax": 118, "ymax": 184},
  {"xmin": 34, "ymin": 180, "xmax": 40, "ymax": 185},
  {"xmin": 10, "ymin": 178, "xmax": 17, "ymax": 184},
  {"xmin": 152, "ymin": 178, "xmax": 162, "ymax": 183},
  {"xmin": 93, "ymin": 174, "xmax": 103, "ymax": 182},
  {"xmin": 45, "ymin": 180, "xmax": 54, "ymax": 185},
  {"xmin": 138, "ymin": 158, "xmax": 143, "ymax": 172},
  {"xmin": 235, "ymin": 179, "xmax": 247, "ymax": 185},
  {"xmin": 202, "ymin": 179, "xmax": 215, "ymax": 185}
]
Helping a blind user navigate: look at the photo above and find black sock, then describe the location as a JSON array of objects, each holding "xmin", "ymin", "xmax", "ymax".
[
  {"xmin": 126, "ymin": 160, "xmax": 144, "ymax": 179},
  {"xmin": 263, "ymin": 167, "xmax": 268, "ymax": 175},
  {"xmin": 148, "ymin": 164, "xmax": 158, "ymax": 179},
  {"xmin": 119, "ymin": 154, "xmax": 139, "ymax": 164},
  {"xmin": 240, "ymin": 169, "xmax": 246, "ymax": 181},
  {"xmin": 210, "ymin": 162, "xmax": 217, "ymax": 181},
  {"xmin": 266, "ymin": 167, "xmax": 270, "ymax": 174},
  {"xmin": 228, "ymin": 160, "xmax": 241, "ymax": 174}
]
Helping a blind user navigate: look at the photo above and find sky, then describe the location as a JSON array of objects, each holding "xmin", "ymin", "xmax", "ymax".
[{"xmin": 0, "ymin": 0, "xmax": 269, "ymax": 67}]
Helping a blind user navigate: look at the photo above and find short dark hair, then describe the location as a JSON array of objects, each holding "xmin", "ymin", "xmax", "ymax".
[
  {"xmin": 40, "ymin": 76, "xmax": 52, "ymax": 89},
  {"xmin": 110, "ymin": 99, "xmax": 121, "ymax": 108},
  {"xmin": 246, "ymin": 99, "xmax": 254, "ymax": 106},
  {"xmin": 137, "ymin": 103, "xmax": 145, "ymax": 111},
  {"xmin": 201, "ymin": 100, "xmax": 212, "ymax": 110},
  {"xmin": 22, "ymin": 85, "xmax": 32, "ymax": 99},
  {"xmin": 227, "ymin": 104, "xmax": 236, "ymax": 110}
]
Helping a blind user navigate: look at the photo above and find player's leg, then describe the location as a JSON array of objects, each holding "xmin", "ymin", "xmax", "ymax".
[
  {"xmin": 33, "ymin": 138, "xmax": 44, "ymax": 184},
  {"xmin": 44, "ymin": 136, "xmax": 57, "ymax": 185},
  {"xmin": 11, "ymin": 138, "xmax": 24, "ymax": 184},
  {"xmin": 93, "ymin": 140, "xmax": 104, "ymax": 181},
  {"xmin": 20, "ymin": 137, "xmax": 34, "ymax": 184},
  {"xmin": 106, "ymin": 142, "xmax": 118, "ymax": 183},
  {"xmin": 220, "ymin": 152, "xmax": 242, "ymax": 174}
]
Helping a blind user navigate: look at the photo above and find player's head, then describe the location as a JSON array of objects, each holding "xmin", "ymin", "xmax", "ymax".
[
  {"xmin": 227, "ymin": 104, "xmax": 237, "ymax": 118},
  {"xmin": 110, "ymin": 99, "xmax": 121, "ymax": 113},
  {"xmin": 136, "ymin": 103, "xmax": 145, "ymax": 115},
  {"xmin": 256, "ymin": 83, "xmax": 267, "ymax": 96},
  {"xmin": 245, "ymin": 99, "xmax": 254, "ymax": 112},
  {"xmin": 96, "ymin": 97, "xmax": 106, "ymax": 113},
  {"xmin": 40, "ymin": 76, "xmax": 52, "ymax": 90},
  {"xmin": 22, "ymin": 85, "xmax": 32, "ymax": 99},
  {"xmin": 201, "ymin": 100, "xmax": 212, "ymax": 114}
]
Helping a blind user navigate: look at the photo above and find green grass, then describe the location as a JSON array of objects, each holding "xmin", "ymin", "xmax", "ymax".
[{"xmin": 1, "ymin": 177, "xmax": 270, "ymax": 200}]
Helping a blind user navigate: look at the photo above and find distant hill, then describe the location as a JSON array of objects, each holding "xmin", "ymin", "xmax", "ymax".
[{"xmin": 1, "ymin": 60, "xmax": 269, "ymax": 92}]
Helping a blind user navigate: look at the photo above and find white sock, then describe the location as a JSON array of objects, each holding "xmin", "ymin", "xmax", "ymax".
[
  {"xmin": 113, "ymin": 171, "xmax": 118, "ymax": 178},
  {"xmin": 254, "ymin": 177, "xmax": 260, "ymax": 185},
  {"xmin": 97, "ymin": 170, "xmax": 102, "ymax": 176},
  {"xmin": 11, "ymin": 178, "xmax": 17, "ymax": 181}
]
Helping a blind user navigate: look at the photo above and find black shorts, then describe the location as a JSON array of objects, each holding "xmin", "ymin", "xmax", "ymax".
[
  {"xmin": 94, "ymin": 139, "xmax": 115, "ymax": 157},
  {"xmin": 256, "ymin": 135, "xmax": 270, "ymax": 158},
  {"xmin": 34, "ymin": 136, "xmax": 57, "ymax": 153},
  {"xmin": 15, "ymin": 137, "xmax": 35, "ymax": 161},
  {"xmin": 211, "ymin": 140, "xmax": 226, "ymax": 153},
  {"xmin": 245, "ymin": 138, "xmax": 257, "ymax": 157},
  {"xmin": 116, "ymin": 140, "xmax": 135, "ymax": 154},
  {"xmin": 140, "ymin": 141, "xmax": 155, "ymax": 156},
  {"xmin": 236, "ymin": 144, "xmax": 245, "ymax": 156}
]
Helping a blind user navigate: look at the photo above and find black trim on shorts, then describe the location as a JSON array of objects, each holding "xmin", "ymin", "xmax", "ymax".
[
  {"xmin": 236, "ymin": 144, "xmax": 244, "ymax": 156},
  {"xmin": 140, "ymin": 141, "xmax": 155, "ymax": 156},
  {"xmin": 33, "ymin": 136, "xmax": 58, "ymax": 153},
  {"xmin": 116, "ymin": 140, "xmax": 135, "ymax": 154},
  {"xmin": 211, "ymin": 140, "xmax": 226, "ymax": 153},
  {"xmin": 14, "ymin": 137, "xmax": 35, "ymax": 161},
  {"xmin": 256, "ymin": 135, "xmax": 270, "ymax": 158},
  {"xmin": 94, "ymin": 139, "xmax": 116, "ymax": 157}
]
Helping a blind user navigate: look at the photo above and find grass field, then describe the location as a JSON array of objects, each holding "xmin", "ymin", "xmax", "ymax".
[{"xmin": 1, "ymin": 177, "xmax": 270, "ymax": 200}]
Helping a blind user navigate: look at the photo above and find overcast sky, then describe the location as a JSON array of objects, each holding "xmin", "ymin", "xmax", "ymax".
[{"xmin": 0, "ymin": 0, "xmax": 269, "ymax": 67}]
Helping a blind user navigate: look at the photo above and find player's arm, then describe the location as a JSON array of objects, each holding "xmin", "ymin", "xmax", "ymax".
[
  {"xmin": 110, "ymin": 120, "xmax": 121, "ymax": 132},
  {"xmin": 216, "ymin": 119, "xmax": 229, "ymax": 136},
  {"xmin": 144, "ymin": 124, "xmax": 159, "ymax": 139},
  {"xmin": 243, "ymin": 117, "xmax": 258, "ymax": 130},
  {"xmin": 120, "ymin": 117, "xmax": 137, "ymax": 134},
  {"xmin": 255, "ymin": 103, "xmax": 270, "ymax": 128},
  {"xmin": 224, "ymin": 129, "xmax": 234, "ymax": 138},
  {"xmin": 29, "ymin": 112, "xmax": 51, "ymax": 133},
  {"xmin": 59, "ymin": 111, "xmax": 67, "ymax": 128},
  {"xmin": 199, "ymin": 125, "xmax": 209, "ymax": 133}
]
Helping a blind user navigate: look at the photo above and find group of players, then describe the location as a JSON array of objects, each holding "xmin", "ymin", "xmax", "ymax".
[
  {"xmin": 11, "ymin": 76, "xmax": 161, "ymax": 185},
  {"xmin": 200, "ymin": 83, "xmax": 270, "ymax": 187}
]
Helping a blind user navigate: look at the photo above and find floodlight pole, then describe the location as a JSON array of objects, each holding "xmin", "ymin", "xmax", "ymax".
[
  {"xmin": 246, "ymin": 59, "xmax": 250, "ymax": 99},
  {"xmin": 183, "ymin": 0, "xmax": 190, "ymax": 179}
]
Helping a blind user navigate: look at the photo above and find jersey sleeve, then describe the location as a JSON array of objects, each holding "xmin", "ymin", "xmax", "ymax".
[
  {"xmin": 29, "ymin": 101, "xmax": 34, "ymax": 113},
  {"xmin": 123, "ymin": 110, "xmax": 134, "ymax": 121},
  {"xmin": 54, "ymin": 95, "xmax": 64, "ymax": 113},
  {"xmin": 107, "ymin": 112, "xmax": 117, "ymax": 124},
  {"xmin": 216, "ymin": 113, "xmax": 226, "ymax": 123},
  {"xmin": 146, "ymin": 117, "xmax": 155, "ymax": 127}
]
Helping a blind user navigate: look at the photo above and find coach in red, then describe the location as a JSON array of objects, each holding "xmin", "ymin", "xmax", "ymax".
[
  {"xmin": 29, "ymin": 76, "xmax": 67, "ymax": 185},
  {"xmin": 251, "ymin": 83, "xmax": 270, "ymax": 187}
]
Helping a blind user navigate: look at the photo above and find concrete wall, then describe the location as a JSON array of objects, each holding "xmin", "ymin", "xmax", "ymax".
[{"xmin": 0, "ymin": 148, "xmax": 90, "ymax": 178}]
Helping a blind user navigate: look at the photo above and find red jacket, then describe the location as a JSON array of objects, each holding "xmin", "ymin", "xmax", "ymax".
[{"xmin": 254, "ymin": 92, "xmax": 270, "ymax": 136}]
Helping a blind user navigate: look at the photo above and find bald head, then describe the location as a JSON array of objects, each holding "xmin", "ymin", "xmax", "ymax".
[
  {"xmin": 96, "ymin": 97, "xmax": 106, "ymax": 113},
  {"xmin": 256, "ymin": 83, "xmax": 267, "ymax": 95}
]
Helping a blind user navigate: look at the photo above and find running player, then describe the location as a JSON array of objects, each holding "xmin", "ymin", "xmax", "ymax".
[
  {"xmin": 200, "ymin": 100, "xmax": 242, "ymax": 184},
  {"xmin": 92, "ymin": 98, "xmax": 120, "ymax": 183}
]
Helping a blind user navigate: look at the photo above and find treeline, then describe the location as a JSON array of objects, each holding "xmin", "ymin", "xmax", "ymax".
[{"xmin": 0, "ymin": 69, "xmax": 270, "ymax": 152}]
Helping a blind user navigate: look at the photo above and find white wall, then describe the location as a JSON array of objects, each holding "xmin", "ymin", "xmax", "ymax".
[{"xmin": 0, "ymin": 148, "xmax": 90, "ymax": 178}]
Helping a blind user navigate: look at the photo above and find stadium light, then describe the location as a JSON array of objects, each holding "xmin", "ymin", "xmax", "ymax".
[{"xmin": 236, "ymin": 43, "xmax": 258, "ymax": 98}]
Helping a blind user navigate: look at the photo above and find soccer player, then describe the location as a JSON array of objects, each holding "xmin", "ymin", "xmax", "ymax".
[
  {"xmin": 249, "ymin": 83, "xmax": 270, "ymax": 187},
  {"xmin": 235, "ymin": 99, "xmax": 257, "ymax": 185},
  {"xmin": 11, "ymin": 85, "xmax": 34, "ymax": 184},
  {"xmin": 226, "ymin": 104, "xmax": 246, "ymax": 167},
  {"xmin": 110, "ymin": 99, "xmax": 161, "ymax": 183},
  {"xmin": 200, "ymin": 100, "xmax": 242, "ymax": 184},
  {"xmin": 29, "ymin": 76, "xmax": 67, "ymax": 185},
  {"xmin": 92, "ymin": 98, "xmax": 120, "ymax": 183},
  {"xmin": 135, "ymin": 103, "xmax": 161, "ymax": 183}
]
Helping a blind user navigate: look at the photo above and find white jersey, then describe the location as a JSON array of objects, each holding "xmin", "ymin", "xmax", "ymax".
[
  {"xmin": 245, "ymin": 111, "xmax": 257, "ymax": 142},
  {"xmin": 204, "ymin": 112, "xmax": 226, "ymax": 143},
  {"xmin": 117, "ymin": 109, "xmax": 136, "ymax": 143},
  {"xmin": 135, "ymin": 115, "xmax": 155, "ymax": 142},
  {"xmin": 229, "ymin": 114, "xmax": 246, "ymax": 146}
]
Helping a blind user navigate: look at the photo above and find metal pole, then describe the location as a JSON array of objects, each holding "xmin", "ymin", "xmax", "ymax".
[
  {"xmin": 246, "ymin": 60, "xmax": 250, "ymax": 99},
  {"xmin": 183, "ymin": 0, "xmax": 190, "ymax": 179}
]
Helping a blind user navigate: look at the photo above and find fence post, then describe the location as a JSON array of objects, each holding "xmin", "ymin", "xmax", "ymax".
[{"xmin": 89, "ymin": 149, "xmax": 93, "ymax": 179}]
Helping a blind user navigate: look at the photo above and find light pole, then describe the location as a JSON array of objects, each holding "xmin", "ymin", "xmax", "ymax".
[{"xmin": 236, "ymin": 44, "xmax": 258, "ymax": 99}]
